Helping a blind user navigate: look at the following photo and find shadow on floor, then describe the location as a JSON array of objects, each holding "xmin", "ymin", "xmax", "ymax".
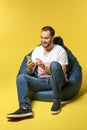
[
  {"xmin": 7, "ymin": 114, "xmax": 34, "ymax": 122},
  {"xmin": 61, "ymin": 85, "xmax": 87, "ymax": 107}
]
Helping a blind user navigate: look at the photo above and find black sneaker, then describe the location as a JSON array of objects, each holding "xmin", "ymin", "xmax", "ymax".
[
  {"xmin": 51, "ymin": 100, "xmax": 61, "ymax": 114},
  {"xmin": 7, "ymin": 107, "xmax": 33, "ymax": 119}
]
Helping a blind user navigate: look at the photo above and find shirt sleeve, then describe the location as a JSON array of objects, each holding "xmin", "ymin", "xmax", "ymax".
[{"xmin": 56, "ymin": 47, "xmax": 68, "ymax": 65}]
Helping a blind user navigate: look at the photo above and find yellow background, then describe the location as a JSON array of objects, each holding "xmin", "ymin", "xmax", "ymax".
[{"xmin": 0, "ymin": 0, "xmax": 87, "ymax": 130}]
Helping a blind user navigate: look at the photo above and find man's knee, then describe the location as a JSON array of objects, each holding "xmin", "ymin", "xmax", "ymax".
[
  {"xmin": 16, "ymin": 74, "xmax": 26, "ymax": 83},
  {"xmin": 50, "ymin": 61, "xmax": 62, "ymax": 72}
]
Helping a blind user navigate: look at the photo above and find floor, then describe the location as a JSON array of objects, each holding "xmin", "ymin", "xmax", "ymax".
[{"xmin": 0, "ymin": 72, "xmax": 87, "ymax": 130}]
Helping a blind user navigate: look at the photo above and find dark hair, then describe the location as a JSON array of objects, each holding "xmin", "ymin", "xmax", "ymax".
[{"xmin": 41, "ymin": 26, "xmax": 55, "ymax": 37}]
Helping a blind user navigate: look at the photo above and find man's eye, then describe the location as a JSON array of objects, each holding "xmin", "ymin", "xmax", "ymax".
[{"xmin": 45, "ymin": 37, "xmax": 49, "ymax": 39}]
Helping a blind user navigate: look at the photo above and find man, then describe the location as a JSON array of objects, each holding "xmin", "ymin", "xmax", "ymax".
[{"xmin": 7, "ymin": 26, "xmax": 68, "ymax": 119}]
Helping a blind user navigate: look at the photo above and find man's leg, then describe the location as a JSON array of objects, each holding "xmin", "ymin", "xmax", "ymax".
[
  {"xmin": 50, "ymin": 61, "xmax": 66, "ymax": 114},
  {"xmin": 16, "ymin": 74, "xmax": 50, "ymax": 108},
  {"xmin": 7, "ymin": 74, "xmax": 50, "ymax": 118}
]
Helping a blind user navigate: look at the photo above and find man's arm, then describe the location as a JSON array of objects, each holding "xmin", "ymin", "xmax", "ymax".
[
  {"xmin": 35, "ymin": 58, "xmax": 51, "ymax": 75},
  {"xmin": 62, "ymin": 65, "xmax": 67, "ymax": 79}
]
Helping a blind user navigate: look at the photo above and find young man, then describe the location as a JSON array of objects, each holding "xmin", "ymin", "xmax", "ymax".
[{"xmin": 7, "ymin": 26, "xmax": 68, "ymax": 119}]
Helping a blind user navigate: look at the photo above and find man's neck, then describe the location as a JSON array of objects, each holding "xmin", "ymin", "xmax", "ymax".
[{"xmin": 44, "ymin": 43, "xmax": 54, "ymax": 54}]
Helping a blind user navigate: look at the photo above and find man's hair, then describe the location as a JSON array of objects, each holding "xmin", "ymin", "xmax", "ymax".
[{"xmin": 41, "ymin": 26, "xmax": 55, "ymax": 37}]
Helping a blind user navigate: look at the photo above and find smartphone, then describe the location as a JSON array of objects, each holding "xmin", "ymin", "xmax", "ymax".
[{"xmin": 26, "ymin": 55, "xmax": 32, "ymax": 61}]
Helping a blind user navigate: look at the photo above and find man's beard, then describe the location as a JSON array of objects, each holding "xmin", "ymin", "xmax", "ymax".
[{"xmin": 42, "ymin": 40, "xmax": 52, "ymax": 48}]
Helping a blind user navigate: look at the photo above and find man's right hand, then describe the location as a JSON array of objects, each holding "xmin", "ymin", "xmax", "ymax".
[{"xmin": 27, "ymin": 60, "xmax": 36, "ymax": 74}]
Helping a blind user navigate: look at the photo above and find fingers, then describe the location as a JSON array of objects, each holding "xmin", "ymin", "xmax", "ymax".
[
  {"xmin": 35, "ymin": 58, "xmax": 40, "ymax": 64},
  {"xmin": 27, "ymin": 57, "xmax": 44, "ymax": 69},
  {"xmin": 35, "ymin": 58, "xmax": 45, "ymax": 68},
  {"xmin": 27, "ymin": 60, "xmax": 35, "ymax": 69}
]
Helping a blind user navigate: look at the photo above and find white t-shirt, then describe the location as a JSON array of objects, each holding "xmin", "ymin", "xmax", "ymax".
[{"xmin": 31, "ymin": 44, "xmax": 68, "ymax": 78}]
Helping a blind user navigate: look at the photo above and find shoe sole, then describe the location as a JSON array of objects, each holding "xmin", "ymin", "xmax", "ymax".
[
  {"xmin": 7, "ymin": 112, "xmax": 33, "ymax": 119},
  {"xmin": 51, "ymin": 109, "xmax": 61, "ymax": 115}
]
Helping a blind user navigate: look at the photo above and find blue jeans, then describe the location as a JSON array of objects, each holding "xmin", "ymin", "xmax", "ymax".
[{"xmin": 16, "ymin": 62, "xmax": 66, "ymax": 108}]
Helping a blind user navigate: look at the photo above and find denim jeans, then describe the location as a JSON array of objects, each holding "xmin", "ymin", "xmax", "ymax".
[{"xmin": 16, "ymin": 61, "xmax": 66, "ymax": 108}]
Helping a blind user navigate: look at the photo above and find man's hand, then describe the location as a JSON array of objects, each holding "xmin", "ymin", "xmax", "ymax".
[
  {"xmin": 27, "ymin": 59, "xmax": 36, "ymax": 74},
  {"xmin": 35, "ymin": 58, "xmax": 45, "ymax": 69},
  {"xmin": 35, "ymin": 58, "xmax": 51, "ymax": 75}
]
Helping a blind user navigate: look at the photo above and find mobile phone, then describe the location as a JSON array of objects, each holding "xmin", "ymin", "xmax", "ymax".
[{"xmin": 26, "ymin": 55, "xmax": 32, "ymax": 61}]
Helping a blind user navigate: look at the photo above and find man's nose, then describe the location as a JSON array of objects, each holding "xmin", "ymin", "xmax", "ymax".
[{"xmin": 42, "ymin": 39, "xmax": 45, "ymax": 43}]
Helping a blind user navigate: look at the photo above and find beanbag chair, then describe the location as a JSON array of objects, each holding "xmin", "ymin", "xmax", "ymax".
[{"xmin": 17, "ymin": 37, "xmax": 82, "ymax": 101}]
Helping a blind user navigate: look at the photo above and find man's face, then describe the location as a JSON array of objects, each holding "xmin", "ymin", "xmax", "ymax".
[{"xmin": 40, "ymin": 30, "xmax": 53, "ymax": 48}]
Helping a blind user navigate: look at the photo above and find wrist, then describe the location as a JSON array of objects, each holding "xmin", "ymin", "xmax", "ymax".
[{"xmin": 27, "ymin": 67, "xmax": 33, "ymax": 74}]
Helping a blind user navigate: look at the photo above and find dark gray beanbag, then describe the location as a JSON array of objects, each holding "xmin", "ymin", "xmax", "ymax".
[{"xmin": 17, "ymin": 37, "xmax": 82, "ymax": 101}]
